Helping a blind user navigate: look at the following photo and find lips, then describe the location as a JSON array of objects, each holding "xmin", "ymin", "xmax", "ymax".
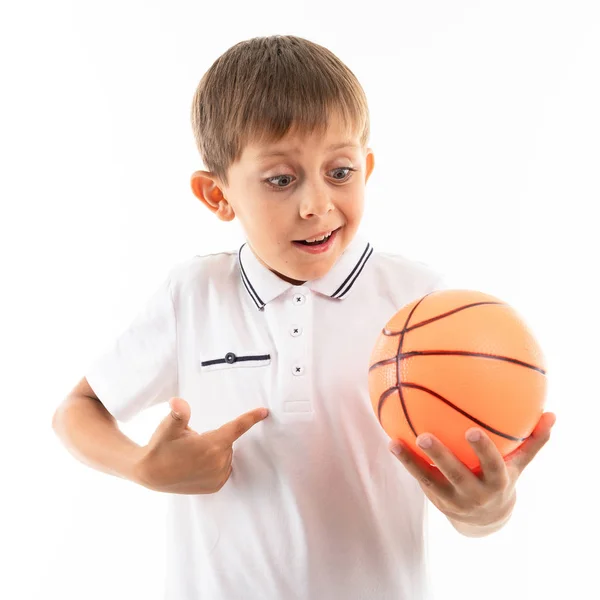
[
  {"xmin": 292, "ymin": 226, "xmax": 341, "ymax": 254},
  {"xmin": 294, "ymin": 226, "xmax": 341, "ymax": 242}
]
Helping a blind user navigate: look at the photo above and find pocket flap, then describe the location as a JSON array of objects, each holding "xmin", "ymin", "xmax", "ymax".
[{"xmin": 199, "ymin": 352, "xmax": 271, "ymax": 371}]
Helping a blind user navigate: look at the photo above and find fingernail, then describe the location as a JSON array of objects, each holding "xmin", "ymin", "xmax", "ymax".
[
  {"xmin": 417, "ymin": 434, "xmax": 432, "ymax": 449},
  {"xmin": 390, "ymin": 444, "xmax": 403, "ymax": 456},
  {"xmin": 466, "ymin": 429, "xmax": 481, "ymax": 442}
]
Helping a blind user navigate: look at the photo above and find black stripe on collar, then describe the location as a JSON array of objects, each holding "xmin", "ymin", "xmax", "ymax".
[
  {"xmin": 238, "ymin": 245, "xmax": 266, "ymax": 310},
  {"xmin": 331, "ymin": 243, "xmax": 373, "ymax": 299}
]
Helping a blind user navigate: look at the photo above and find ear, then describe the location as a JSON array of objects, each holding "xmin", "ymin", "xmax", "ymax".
[
  {"xmin": 190, "ymin": 170, "xmax": 235, "ymax": 222},
  {"xmin": 364, "ymin": 149, "xmax": 375, "ymax": 183}
]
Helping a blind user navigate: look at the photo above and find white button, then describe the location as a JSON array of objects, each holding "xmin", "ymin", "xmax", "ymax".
[
  {"xmin": 290, "ymin": 325, "xmax": 303, "ymax": 337},
  {"xmin": 292, "ymin": 365, "xmax": 305, "ymax": 376},
  {"xmin": 293, "ymin": 293, "xmax": 306, "ymax": 305}
]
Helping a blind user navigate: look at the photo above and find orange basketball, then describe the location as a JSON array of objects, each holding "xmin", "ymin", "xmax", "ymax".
[{"xmin": 368, "ymin": 289, "xmax": 547, "ymax": 472}]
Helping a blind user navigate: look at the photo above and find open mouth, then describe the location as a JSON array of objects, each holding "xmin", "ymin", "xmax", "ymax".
[
  {"xmin": 294, "ymin": 227, "xmax": 341, "ymax": 246},
  {"xmin": 292, "ymin": 227, "xmax": 342, "ymax": 254}
]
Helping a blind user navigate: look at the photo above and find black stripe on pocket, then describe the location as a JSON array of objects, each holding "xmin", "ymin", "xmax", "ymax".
[{"xmin": 201, "ymin": 353, "xmax": 271, "ymax": 367}]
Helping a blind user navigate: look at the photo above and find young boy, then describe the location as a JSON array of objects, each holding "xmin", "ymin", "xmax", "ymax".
[{"xmin": 52, "ymin": 35, "xmax": 555, "ymax": 599}]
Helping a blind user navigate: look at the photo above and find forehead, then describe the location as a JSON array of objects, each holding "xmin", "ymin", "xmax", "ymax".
[
  {"xmin": 253, "ymin": 140, "xmax": 360, "ymax": 161},
  {"xmin": 242, "ymin": 112, "xmax": 361, "ymax": 161}
]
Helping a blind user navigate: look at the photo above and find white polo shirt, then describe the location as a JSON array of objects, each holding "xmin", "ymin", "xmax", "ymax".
[{"xmin": 85, "ymin": 233, "xmax": 445, "ymax": 600}]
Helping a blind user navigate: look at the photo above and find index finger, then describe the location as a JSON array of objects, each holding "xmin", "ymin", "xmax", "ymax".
[{"xmin": 218, "ymin": 407, "xmax": 269, "ymax": 444}]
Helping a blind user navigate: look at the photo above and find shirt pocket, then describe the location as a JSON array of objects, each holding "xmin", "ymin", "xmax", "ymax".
[
  {"xmin": 191, "ymin": 350, "xmax": 273, "ymax": 431},
  {"xmin": 199, "ymin": 351, "xmax": 271, "ymax": 371}
]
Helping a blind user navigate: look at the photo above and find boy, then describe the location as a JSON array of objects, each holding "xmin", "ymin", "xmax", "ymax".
[{"xmin": 52, "ymin": 35, "xmax": 555, "ymax": 599}]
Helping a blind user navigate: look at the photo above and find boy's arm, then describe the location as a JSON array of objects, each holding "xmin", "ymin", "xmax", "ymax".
[
  {"xmin": 53, "ymin": 377, "xmax": 270, "ymax": 495},
  {"xmin": 52, "ymin": 377, "xmax": 144, "ymax": 483}
]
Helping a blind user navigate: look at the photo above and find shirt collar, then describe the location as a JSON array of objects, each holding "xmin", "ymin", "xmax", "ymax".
[{"xmin": 237, "ymin": 234, "xmax": 374, "ymax": 311}]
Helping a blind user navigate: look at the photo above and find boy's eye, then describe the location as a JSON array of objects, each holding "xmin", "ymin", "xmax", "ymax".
[{"xmin": 265, "ymin": 167, "xmax": 357, "ymax": 191}]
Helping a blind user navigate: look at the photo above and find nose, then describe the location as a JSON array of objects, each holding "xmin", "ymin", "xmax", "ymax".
[{"xmin": 299, "ymin": 184, "xmax": 335, "ymax": 219}]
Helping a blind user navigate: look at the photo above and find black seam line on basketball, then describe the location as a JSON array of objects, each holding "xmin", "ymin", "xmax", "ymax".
[
  {"xmin": 369, "ymin": 351, "xmax": 546, "ymax": 375},
  {"xmin": 201, "ymin": 354, "xmax": 271, "ymax": 367},
  {"xmin": 377, "ymin": 386, "xmax": 399, "ymax": 422},
  {"xmin": 382, "ymin": 302, "xmax": 505, "ymax": 336},
  {"xmin": 238, "ymin": 245, "xmax": 265, "ymax": 310},
  {"xmin": 335, "ymin": 246, "xmax": 374, "ymax": 299},
  {"xmin": 331, "ymin": 243, "xmax": 371, "ymax": 298},
  {"xmin": 389, "ymin": 295, "xmax": 428, "ymax": 437},
  {"xmin": 369, "ymin": 357, "xmax": 399, "ymax": 371},
  {"xmin": 400, "ymin": 382, "xmax": 527, "ymax": 442}
]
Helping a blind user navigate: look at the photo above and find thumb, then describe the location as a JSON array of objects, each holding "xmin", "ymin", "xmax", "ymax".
[
  {"xmin": 168, "ymin": 397, "xmax": 191, "ymax": 427},
  {"xmin": 149, "ymin": 398, "xmax": 193, "ymax": 446}
]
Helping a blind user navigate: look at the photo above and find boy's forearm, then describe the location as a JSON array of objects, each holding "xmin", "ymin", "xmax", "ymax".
[{"xmin": 52, "ymin": 394, "xmax": 144, "ymax": 483}]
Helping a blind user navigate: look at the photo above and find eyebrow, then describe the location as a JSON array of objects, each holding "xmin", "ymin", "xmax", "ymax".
[{"xmin": 256, "ymin": 141, "xmax": 359, "ymax": 159}]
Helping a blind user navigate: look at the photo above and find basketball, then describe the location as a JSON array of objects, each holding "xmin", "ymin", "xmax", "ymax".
[{"xmin": 368, "ymin": 289, "xmax": 547, "ymax": 472}]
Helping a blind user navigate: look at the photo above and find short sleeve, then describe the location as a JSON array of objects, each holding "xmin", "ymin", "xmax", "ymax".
[{"xmin": 85, "ymin": 274, "xmax": 178, "ymax": 423}]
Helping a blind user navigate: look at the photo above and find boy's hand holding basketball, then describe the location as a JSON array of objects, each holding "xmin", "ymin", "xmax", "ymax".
[
  {"xmin": 389, "ymin": 411, "xmax": 556, "ymax": 532},
  {"xmin": 135, "ymin": 398, "xmax": 269, "ymax": 495}
]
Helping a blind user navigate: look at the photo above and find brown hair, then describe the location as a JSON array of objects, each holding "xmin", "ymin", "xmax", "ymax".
[{"xmin": 191, "ymin": 35, "xmax": 370, "ymax": 187}]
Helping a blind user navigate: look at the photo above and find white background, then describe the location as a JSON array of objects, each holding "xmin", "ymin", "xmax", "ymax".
[{"xmin": 1, "ymin": 1, "xmax": 598, "ymax": 598}]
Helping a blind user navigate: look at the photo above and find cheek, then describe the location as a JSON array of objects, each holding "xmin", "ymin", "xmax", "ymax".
[
  {"xmin": 236, "ymin": 198, "xmax": 270, "ymax": 232},
  {"xmin": 265, "ymin": 208, "xmax": 295, "ymax": 237},
  {"xmin": 343, "ymin": 194, "xmax": 365, "ymax": 221}
]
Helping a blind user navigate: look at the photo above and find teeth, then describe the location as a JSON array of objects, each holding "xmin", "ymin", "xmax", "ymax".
[{"xmin": 305, "ymin": 231, "xmax": 332, "ymax": 243}]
